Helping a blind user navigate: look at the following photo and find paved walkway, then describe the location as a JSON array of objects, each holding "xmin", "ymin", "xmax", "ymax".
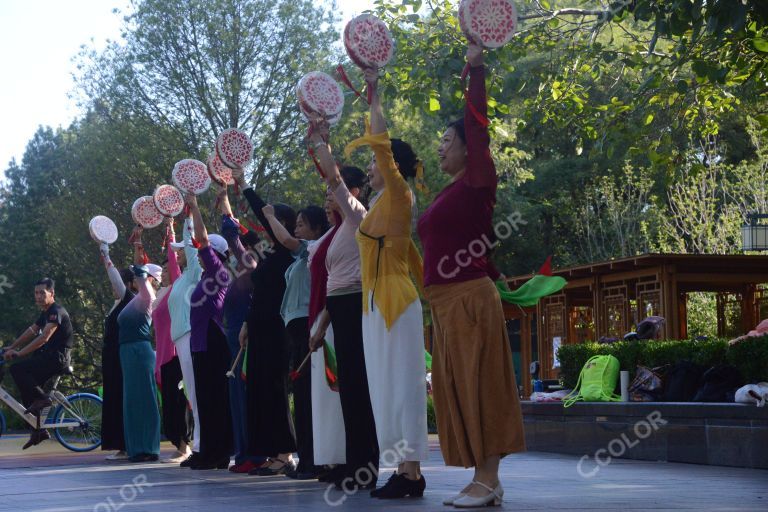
[{"xmin": 0, "ymin": 434, "xmax": 765, "ymax": 511}]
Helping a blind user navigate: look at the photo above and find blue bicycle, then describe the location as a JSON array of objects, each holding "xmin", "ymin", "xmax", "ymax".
[{"xmin": 0, "ymin": 352, "xmax": 102, "ymax": 452}]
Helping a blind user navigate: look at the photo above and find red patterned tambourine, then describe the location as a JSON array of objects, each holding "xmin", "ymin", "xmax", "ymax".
[
  {"xmin": 89, "ymin": 215, "xmax": 119, "ymax": 244},
  {"xmin": 131, "ymin": 196, "xmax": 164, "ymax": 229},
  {"xmin": 207, "ymin": 152, "xmax": 235, "ymax": 185},
  {"xmin": 153, "ymin": 184, "xmax": 185, "ymax": 217},
  {"xmin": 297, "ymin": 72, "xmax": 345, "ymax": 120},
  {"xmin": 215, "ymin": 129, "xmax": 253, "ymax": 169},
  {"xmin": 343, "ymin": 14, "xmax": 394, "ymax": 69},
  {"xmin": 299, "ymin": 100, "xmax": 343, "ymax": 127},
  {"xmin": 172, "ymin": 159, "xmax": 211, "ymax": 195},
  {"xmin": 459, "ymin": 0, "xmax": 518, "ymax": 49}
]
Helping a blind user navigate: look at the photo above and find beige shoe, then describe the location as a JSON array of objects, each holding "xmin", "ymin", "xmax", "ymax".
[
  {"xmin": 162, "ymin": 450, "xmax": 191, "ymax": 464},
  {"xmin": 443, "ymin": 492, "xmax": 467, "ymax": 506},
  {"xmin": 105, "ymin": 451, "xmax": 129, "ymax": 461},
  {"xmin": 453, "ymin": 481, "xmax": 503, "ymax": 508}
]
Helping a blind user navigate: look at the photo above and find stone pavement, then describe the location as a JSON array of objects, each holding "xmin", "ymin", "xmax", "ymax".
[{"xmin": 0, "ymin": 434, "xmax": 766, "ymax": 511}]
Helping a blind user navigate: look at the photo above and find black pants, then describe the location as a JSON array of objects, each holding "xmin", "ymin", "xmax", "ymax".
[
  {"xmin": 160, "ymin": 356, "xmax": 193, "ymax": 450},
  {"xmin": 246, "ymin": 312, "xmax": 297, "ymax": 456},
  {"xmin": 192, "ymin": 321, "xmax": 233, "ymax": 461},
  {"xmin": 10, "ymin": 351, "xmax": 66, "ymax": 407},
  {"xmin": 286, "ymin": 317, "xmax": 315, "ymax": 472},
  {"xmin": 326, "ymin": 293, "xmax": 379, "ymax": 482},
  {"xmin": 101, "ymin": 343, "xmax": 126, "ymax": 451}
]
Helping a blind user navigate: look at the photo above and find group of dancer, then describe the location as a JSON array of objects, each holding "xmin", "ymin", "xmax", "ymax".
[{"xmin": 81, "ymin": 41, "xmax": 523, "ymax": 507}]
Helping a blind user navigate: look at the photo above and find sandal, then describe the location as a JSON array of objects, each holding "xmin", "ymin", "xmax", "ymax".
[{"xmin": 254, "ymin": 457, "xmax": 297, "ymax": 476}]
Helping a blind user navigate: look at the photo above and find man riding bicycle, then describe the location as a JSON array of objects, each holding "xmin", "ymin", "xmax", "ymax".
[{"xmin": 2, "ymin": 278, "xmax": 74, "ymax": 449}]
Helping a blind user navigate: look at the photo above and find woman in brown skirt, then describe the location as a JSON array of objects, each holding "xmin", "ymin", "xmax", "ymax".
[{"xmin": 416, "ymin": 42, "xmax": 525, "ymax": 508}]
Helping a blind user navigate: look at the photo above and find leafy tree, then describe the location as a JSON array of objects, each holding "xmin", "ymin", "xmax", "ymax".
[{"xmin": 77, "ymin": 0, "xmax": 339, "ymax": 187}]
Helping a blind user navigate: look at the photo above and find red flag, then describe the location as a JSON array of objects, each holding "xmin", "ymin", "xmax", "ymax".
[{"xmin": 538, "ymin": 255, "xmax": 553, "ymax": 276}]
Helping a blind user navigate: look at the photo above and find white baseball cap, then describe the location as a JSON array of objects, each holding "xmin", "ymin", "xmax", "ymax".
[
  {"xmin": 208, "ymin": 234, "xmax": 229, "ymax": 256},
  {"xmin": 146, "ymin": 263, "xmax": 163, "ymax": 282}
]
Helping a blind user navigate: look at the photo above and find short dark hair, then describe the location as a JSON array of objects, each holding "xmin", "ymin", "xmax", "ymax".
[
  {"xmin": 119, "ymin": 268, "xmax": 135, "ymax": 286},
  {"xmin": 35, "ymin": 278, "xmax": 55, "ymax": 291},
  {"xmin": 273, "ymin": 203, "xmax": 297, "ymax": 238},
  {"xmin": 447, "ymin": 118, "xmax": 466, "ymax": 145},
  {"xmin": 390, "ymin": 138, "xmax": 419, "ymax": 180},
  {"xmin": 340, "ymin": 166, "xmax": 367, "ymax": 189},
  {"xmin": 298, "ymin": 205, "xmax": 330, "ymax": 235}
]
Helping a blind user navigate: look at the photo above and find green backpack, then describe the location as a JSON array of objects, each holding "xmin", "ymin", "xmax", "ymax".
[{"xmin": 563, "ymin": 355, "xmax": 622, "ymax": 407}]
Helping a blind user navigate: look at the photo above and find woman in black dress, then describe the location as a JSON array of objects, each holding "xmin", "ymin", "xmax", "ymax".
[
  {"xmin": 232, "ymin": 166, "xmax": 298, "ymax": 475},
  {"xmin": 97, "ymin": 241, "xmax": 137, "ymax": 460}
]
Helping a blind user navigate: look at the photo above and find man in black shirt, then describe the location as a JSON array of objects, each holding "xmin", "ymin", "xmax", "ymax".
[{"xmin": 3, "ymin": 278, "xmax": 73, "ymax": 448}]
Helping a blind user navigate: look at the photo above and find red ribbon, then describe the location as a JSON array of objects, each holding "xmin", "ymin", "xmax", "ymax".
[
  {"xmin": 245, "ymin": 219, "xmax": 266, "ymax": 233},
  {"xmin": 336, "ymin": 64, "xmax": 368, "ymax": 104}
]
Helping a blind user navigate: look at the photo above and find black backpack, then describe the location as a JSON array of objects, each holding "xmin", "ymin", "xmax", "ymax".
[
  {"xmin": 663, "ymin": 361, "xmax": 705, "ymax": 402},
  {"xmin": 692, "ymin": 365, "xmax": 744, "ymax": 402}
]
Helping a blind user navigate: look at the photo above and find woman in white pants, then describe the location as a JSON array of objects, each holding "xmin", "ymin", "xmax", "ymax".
[{"xmin": 167, "ymin": 215, "xmax": 202, "ymax": 465}]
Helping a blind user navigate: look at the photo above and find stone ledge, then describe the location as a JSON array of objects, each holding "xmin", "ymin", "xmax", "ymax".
[{"xmin": 521, "ymin": 401, "xmax": 768, "ymax": 469}]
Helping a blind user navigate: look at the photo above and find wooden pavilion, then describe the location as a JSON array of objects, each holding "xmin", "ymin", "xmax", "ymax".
[{"xmin": 503, "ymin": 253, "xmax": 768, "ymax": 398}]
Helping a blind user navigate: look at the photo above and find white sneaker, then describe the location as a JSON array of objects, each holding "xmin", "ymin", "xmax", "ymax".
[{"xmin": 105, "ymin": 451, "xmax": 129, "ymax": 461}]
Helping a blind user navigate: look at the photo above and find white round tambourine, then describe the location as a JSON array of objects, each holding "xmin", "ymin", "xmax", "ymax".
[
  {"xmin": 207, "ymin": 152, "xmax": 235, "ymax": 185},
  {"xmin": 153, "ymin": 184, "xmax": 185, "ymax": 217},
  {"xmin": 459, "ymin": 0, "xmax": 518, "ymax": 49},
  {"xmin": 297, "ymin": 72, "xmax": 345, "ymax": 120},
  {"xmin": 89, "ymin": 215, "xmax": 119, "ymax": 244},
  {"xmin": 343, "ymin": 14, "xmax": 394, "ymax": 69},
  {"xmin": 131, "ymin": 196, "xmax": 164, "ymax": 229},
  {"xmin": 215, "ymin": 129, "xmax": 254, "ymax": 169},
  {"xmin": 172, "ymin": 159, "xmax": 211, "ymax": 195}
]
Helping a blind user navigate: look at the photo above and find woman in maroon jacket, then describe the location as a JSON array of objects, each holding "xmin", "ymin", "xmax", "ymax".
[{"xmin": 416, "ymin": 42, "xmax": 525, "ymax": 508}]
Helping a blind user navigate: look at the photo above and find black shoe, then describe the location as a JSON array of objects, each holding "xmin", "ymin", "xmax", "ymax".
[
  {"xmin": 255, "ymin": 457, "xmax": 297, "ymax": 476},
  {"xmin": 370, "ymin": 472, "xmax": 426, "ymax": 499},
  {"xmin": 180, "ymin": 452, "xmax": 200, "ymax": 467},
  {"xmin": 318, "ymin": 464, "xmax": 346, "ymax": 482},
  {"xmin": 286, "ymin": 468, "xmax": 321, "ymax": 480},
  {"xmin": 22, "ymin": 429, "xmax": 50, "ymax": 450},
  {"xmin": 25, "ymin": 397, "xmax": 53, "ymax": 417},
  {"xmin": 191, "ymin": 455, "xmax": 230, "ymax": 470},
  {"xmin": 129, "ymin": 453, "xmax": 159, "ymax": 463}
]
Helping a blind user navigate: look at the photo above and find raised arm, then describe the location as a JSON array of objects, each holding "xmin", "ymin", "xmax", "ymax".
[
  {"xmin": 349, "ymin": 68, "xmax": 408, "ymax": 195},
  {"xmin": 185, "ymin": 194, "xmax": 209, "ymax": 249},
  {"xmin": 307, "ymin": 118, "xmax": 344, "ymax": 190},
  {"xmin": 221, "ymin": 215, "xmax": 257, "ymax": 271},
  {"xmin": 181, "ymin": 215, "xmax": 201, "ymax": 275},
  {"xmin": 131, "ymin": 226, "xmax": 145, "ymax": 265},
  {"xmin": 230, "ymin": 166, "xmax": 288, "ymax": 252},
  {"xmin": 464, "ymin": 42, "xmax": 496, "ymax": 188},
  {"xmin": 100, "ymin": 242, "xmax": 126, "ymax": 300},
  {"xmin": 262, "ymin": 204, "xmax": 301, "ymax": 252},
  {"xmin": 166, "ymin": 219, "xmax": 181, "ymax": 284}
]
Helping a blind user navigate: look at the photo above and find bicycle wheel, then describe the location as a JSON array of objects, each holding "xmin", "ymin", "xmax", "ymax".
[{"xmin": 52, "ymin": 393, "xmax": 102, "ymax": 452}]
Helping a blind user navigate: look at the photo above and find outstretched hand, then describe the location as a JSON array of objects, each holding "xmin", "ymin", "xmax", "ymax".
[
  {"xmin": 130, "ymin": 225, "xmax": 144, "ymax": 243},
  {"xmin": 363, "ymin": 67, "xmax": 378, "ymax": 87},
  {"xmin": 184, "ymin": 192, "xmax": 198, "ymax": 208},
  {"xmin": 467, "ymin": 41, "xmax": 484, "ymax": 67},
  {"xmin": 308, "ymin": 114, "xmax": 330, "ymax": 143}
]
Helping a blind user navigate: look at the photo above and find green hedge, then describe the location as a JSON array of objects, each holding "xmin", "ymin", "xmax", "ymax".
[{"xmin": 557, "ymin": 336, "xmax": 768, "ymax": 389}]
